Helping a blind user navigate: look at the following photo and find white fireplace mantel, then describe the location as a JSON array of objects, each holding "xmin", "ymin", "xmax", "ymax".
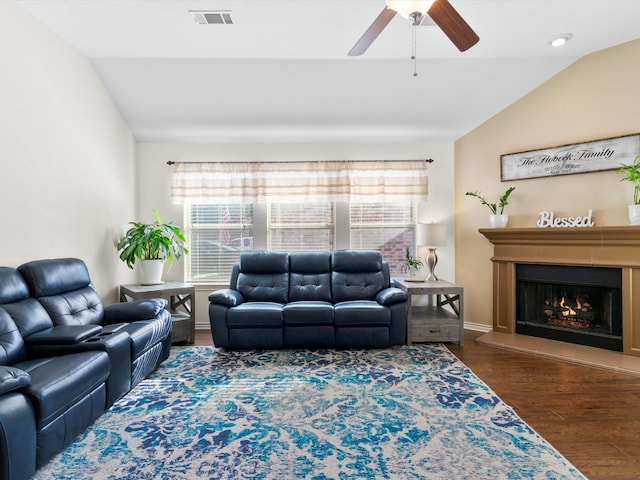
[{"xmin": 480, "ymin": 226, "xmax": 640, "ymax": 357}]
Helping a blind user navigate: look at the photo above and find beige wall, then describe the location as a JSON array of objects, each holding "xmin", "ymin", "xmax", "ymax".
[
  {"xmin": 0, "ymin": 4, "xmax": 137, "ymax": 302},
  {"xmin": 137, "ymin": 141, "xmax": 456, "ymax": 327},
  {"xmin": 455, "ymin": 39, "xmax": 640, "ymax": 329}
]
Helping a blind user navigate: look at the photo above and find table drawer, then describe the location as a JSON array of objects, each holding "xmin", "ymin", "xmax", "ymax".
[{"xmin": 412, "ymin": 323, "xmax": 461, "ymax": 343}]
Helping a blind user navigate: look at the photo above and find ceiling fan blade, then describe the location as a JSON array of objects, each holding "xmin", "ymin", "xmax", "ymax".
[
  {"xmin": 427, "ymin": 0, "xmax": 479, "ymax": 52},
  {"xmin": 348, "ymin": 7, "xmax": 397, "ymax": 56}
]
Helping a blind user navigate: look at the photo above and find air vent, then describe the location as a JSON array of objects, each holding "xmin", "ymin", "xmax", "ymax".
[{"xmin": 191, "ymin": 11, "xmax": 233, "ymax": 25}]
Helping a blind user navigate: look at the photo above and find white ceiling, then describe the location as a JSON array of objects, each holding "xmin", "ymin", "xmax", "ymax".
[{"xmin": 16, "ymin": 0, "xmax": 640, "ymax": 143}]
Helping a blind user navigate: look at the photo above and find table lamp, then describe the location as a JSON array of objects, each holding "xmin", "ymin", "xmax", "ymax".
[{"xmin": 417, "ymin": 223, "xmax": 447, "ymax": 282}]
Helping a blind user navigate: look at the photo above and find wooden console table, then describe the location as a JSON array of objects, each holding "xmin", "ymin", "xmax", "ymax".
[
  {"xmin": 120, "ymin": 282, "xmax": 195, "ymax": 345},
  {"xmin": 393, "ymin": 278, "xmax": 464, "ymax": 345}
]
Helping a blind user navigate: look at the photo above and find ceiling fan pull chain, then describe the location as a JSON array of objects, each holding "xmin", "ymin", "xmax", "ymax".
[{"xmin": 411, "ymin": 23, "xmax": 418, "ymax": 77}]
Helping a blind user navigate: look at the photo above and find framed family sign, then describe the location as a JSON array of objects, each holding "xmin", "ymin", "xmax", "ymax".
[{"xmin": 500, "ymin": 133, "xmax": 640, "ymax": 181}]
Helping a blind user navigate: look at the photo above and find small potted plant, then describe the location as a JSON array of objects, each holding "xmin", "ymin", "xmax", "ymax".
[
  {"xmin": 617, "ymin": 154, "xmax": 640, "ymax": 225},
  {"xmin": 116, "ymin": 209, "xmax": 189, "ymax": 285},
  {"xmin": 401, "ymin": 245, "xmax": 424, "ymax": 281},
  {"xmin": 465, "ymin": 186, "xmax": 516, "ymax": 228}
]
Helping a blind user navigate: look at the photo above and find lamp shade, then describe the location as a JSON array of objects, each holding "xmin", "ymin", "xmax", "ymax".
[
  {"xmin": 417, "ymin": 223, "xmax": 447, "ymax": 247},
  {"xmin": 385, "ymin": 0, "xmax": 435, "ymax": 19}
]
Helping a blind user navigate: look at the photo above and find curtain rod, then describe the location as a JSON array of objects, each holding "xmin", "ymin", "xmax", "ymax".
[{"xmin": 167, "ymin": 159, "xmax": 434, "ymax": 165}]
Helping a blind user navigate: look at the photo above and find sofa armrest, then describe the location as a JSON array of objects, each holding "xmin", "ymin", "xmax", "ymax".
[
  {"xmin": 103, "ymin": 298, "xmax": 168, "ymax": 325},
  {"xmin": 0, "ymin": 366, "xmax": 31, "ymax": 395},
  {"xmin": 376, "ymin": 287, "xmax": 407, "ymax": 306},
  {"xmin": 208, "ymin": 289, "xmax": 244, "ymax": 307},
  {"xmin": 24, "ymin": 325, "xmax": 103, "ymax": 345}
]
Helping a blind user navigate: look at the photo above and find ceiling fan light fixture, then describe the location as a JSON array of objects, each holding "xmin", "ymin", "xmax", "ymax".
[
  {"xmin": 550, "ymin": 33, "xmax": 573, "ymax": 47},
  {"xmin": 385, "ymin": 0, "xmax": 435, "ymax": 19}
]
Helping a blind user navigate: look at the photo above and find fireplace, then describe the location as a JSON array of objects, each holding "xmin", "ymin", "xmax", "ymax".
[
  {"xmin": 515, "ymin": 264, "xmax": 622, "ymax": 351},
  {"xmin": 479, "ymin": 226, "xmax": 640, "ymax": 358}
]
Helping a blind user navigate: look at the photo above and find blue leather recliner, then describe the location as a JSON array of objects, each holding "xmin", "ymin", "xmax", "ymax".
[
  {"xmin": 0, "ymin": 258, "xmax": 173, "ymax": 480},
  {"xmin": 18, "ymin": 258, "xmax": 173, "ymax": 388},
  {"xmin": 209, "ymin": 250, "xmax": 408, "ymax": 349}
]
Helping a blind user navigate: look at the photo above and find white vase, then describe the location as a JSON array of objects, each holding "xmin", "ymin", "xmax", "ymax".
[
  {"xmin": 489, "ymin": 214, "xmax": 509, "ymax": 228},
  {"xmin": 629, "ymin": 205, "xmax": 640, "ymax": 225},
  {"xmin": 140, "ymin": 259, "xmax": 165, "ymax": 285}
]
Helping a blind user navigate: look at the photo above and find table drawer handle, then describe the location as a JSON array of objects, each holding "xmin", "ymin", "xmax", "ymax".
[{"xmin": 429, "ymin": 328, "xmax": 442, "ymax": 334}]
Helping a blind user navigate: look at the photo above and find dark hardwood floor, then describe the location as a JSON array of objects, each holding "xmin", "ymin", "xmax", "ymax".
[{"xmin": 193, "ymin": 329, "xmax": 640, "ymax": 479}]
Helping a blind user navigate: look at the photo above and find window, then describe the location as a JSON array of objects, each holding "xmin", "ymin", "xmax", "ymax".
[
  {"xmin": 350, "ymin": 203, "xmax": 416, "ymax": 275},
  {"xmin": 184, "ymin": 204, "xmax": 253, "ymax": 283},
  {"xmin": 268, "ymin": 203, "xmax": 334, "ymax": 252},
  {"xmin": 184, "ymin": 202, "xmax": 415, "ymax": 283}
]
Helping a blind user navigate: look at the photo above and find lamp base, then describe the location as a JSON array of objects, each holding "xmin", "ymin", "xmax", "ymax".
[{"xmin": 425, "ymin": 247, "xmax": 439, "ymax": 282}]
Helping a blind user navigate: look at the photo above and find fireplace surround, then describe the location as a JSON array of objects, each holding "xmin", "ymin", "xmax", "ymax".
[{"xmin": 480, "ymin": 226, "xmax": 640, "ymax": 357}]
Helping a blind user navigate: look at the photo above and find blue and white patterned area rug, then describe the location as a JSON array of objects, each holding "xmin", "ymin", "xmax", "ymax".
[{"xmin": 35, "ymin": 345, "xmax": 587, "ymax": 480}]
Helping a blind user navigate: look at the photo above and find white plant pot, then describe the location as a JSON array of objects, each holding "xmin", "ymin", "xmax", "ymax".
[
  {"xmin": 489, "ymin": 214, "xmax": 509, "ymax": 228},
  {"xmin": 140, "ymin": 259, "xmax": 165, "ymax": 285},
  {"xmin": 629, "ymin": 205, "xmax": 640, "ymax": 225}
]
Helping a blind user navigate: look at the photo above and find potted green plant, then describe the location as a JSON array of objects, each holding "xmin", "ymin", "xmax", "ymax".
[
  {"xmin": 465, "ymin": 186, "xmax": 516, "ymax": 228},
  {"xmin": 617, "ymin": 155, "xmax": 640, "ymax": 225},
  {"xmin": 116, "ymin": 209, "xmax": 189, "ymax": 285},
  {"xmin": 401, "ymin": 245, "xmax": 424, "ymax": 281}
]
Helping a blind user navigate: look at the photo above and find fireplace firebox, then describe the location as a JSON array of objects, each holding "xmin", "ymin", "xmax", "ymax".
[{"xmin": 516, "ymin": 264, "xmax": 622, "ymax": 351}]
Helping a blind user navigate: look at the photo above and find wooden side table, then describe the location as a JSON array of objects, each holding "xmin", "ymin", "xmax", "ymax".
[
  {"xmin": 393, "ymin": 278, "xmax": 464, "ymax": 346},
  {"xmin": 119, "ymin": 282, "xmax": 195, "ymax": 345}
]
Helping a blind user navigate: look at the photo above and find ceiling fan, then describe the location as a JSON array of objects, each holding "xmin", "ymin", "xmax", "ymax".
[{"xmin": 348, "ymin": 0, "xmax": 479, "ymax": 56}]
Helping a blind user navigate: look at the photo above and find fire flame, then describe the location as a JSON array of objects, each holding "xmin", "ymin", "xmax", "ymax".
[{"xmin": 560, "ymin": 296, "xmax": 581, "ymax": 316}]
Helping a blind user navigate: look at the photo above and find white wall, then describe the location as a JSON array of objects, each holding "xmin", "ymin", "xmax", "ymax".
[
  {"xmin": 136, "ymin": 141, "xmax": 456, "ymax": 327},
  {"xmin": 1, "ymin": 3, "xmax": 137, "ymax": 301}
]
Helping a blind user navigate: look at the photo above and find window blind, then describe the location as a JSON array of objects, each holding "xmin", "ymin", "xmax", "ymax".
[
  {"xmin": 268, "ymin": 203, "xmax": 334, "ymax": 252},
  {"xmin": 184, "ymin": 204, "xmax": 253, "ymax": 283}
]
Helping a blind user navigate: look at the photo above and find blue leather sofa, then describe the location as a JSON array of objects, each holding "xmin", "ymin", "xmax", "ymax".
[
  {"xmin": 0, "ymin": 258, "xmax": 172, "ymax": 480},
  {"xmin": 209, "ymin": 250, "xmax": 408, "ymax": 349}
]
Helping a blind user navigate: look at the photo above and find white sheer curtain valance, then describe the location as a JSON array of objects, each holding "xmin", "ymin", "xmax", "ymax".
[{"xmin": 170, "ymin": 160, "xmax": 429, "ymax": 204}]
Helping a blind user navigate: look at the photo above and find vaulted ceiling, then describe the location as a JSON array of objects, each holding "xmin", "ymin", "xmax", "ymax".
[{"xmin": 16, "ymin": 0, "xmax": 640, "ymax": 143}]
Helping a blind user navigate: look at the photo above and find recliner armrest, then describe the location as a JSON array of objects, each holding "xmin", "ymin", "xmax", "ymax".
[
  {"xmin": 103, "ymin": 298, "xmax": 168, "ymax": 324},
  {"xmin": 376, "ymin": 287, "xmax": 407, "ymax": 306},
  {"xmin": 208, "ymin": 289, "xmax": 244, "ymax": 307},
  {"xmin": 24, "ymin": 325, "xmax": 103, "ymax": 345},
  {"xmin": 0, "ymin": 366, "xmax": 31, "ymax": 395}
]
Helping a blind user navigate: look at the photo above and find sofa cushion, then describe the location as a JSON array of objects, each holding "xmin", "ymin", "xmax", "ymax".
[
  {"xmin": 289, "ymin": 252, "xmax": 332, "ymax": 302},
  {"xmin": 332, "ymin": 250, "xmax": 383, "ymax": 273},
  {"xmin": 237, "ymin": 251, "xmax": 289, "ymax": 303},
  {"xmin": 239, "ymin": 251, "xmax": 289, "ymax": 274},
  {"xmin": 34, "ymin": 287, "xmax": 104, "ymax": 326},
  {"xmin": 2, "ymin": 298, "xmax": 56, "ymax": 339},
  {"xmin": 283, "ymin": 301, "xmax": 334, "ymax": 325},
  {"xmin": 0, "ymin": 308, "xmax": 27, "ymax": 365},
  {"xmin": 334, "ymin": 301, "xmax": 391, "ymax": 327},
  {"xmin": 331, "ymin": 250, "xmax": 385, "ymax": 303},
  {"xmin": 227, "ymin": 302, "xmax": 283, "ymax": 328},
  {"xmin": 15, "ymin": 351, "xmax": 109, "ymax": 427},
  {"xmin": 18, "ymin": 258, "xmax": 91, "ymax": 297},
  {"xmin": 0, "ymin": 267, "xmax": 30, "ymax": 304}
]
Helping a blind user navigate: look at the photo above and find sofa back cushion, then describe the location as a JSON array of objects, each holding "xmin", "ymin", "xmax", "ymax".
[
  {"xmin": 0, "ymin": 266, "xmax": 54, "ymax": 339},
  {"xmin": 331, "ymin": 250, "xmax": 386, "ymax": 303},
  {"xmin": 0, "ymin": 268, "xmax": 32, "ymax": 364},
  {"xmin": 0, "ymin": 307, "xmax": 26, "ymax": 365},
  {"xmin": 237, "ymin": 251, "xmax": 289, "ymax": 303},
  {"xmin": 289, "ymin": 252, "xmax": 332, "ymax": 302},
  {"xmin": 18, "ymin": 258, "xmax": 105, "ymax": 326}
]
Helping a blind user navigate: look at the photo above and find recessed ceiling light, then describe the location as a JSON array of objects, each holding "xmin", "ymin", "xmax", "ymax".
[{"xmin": 550, "ymin": 33, "xmax": 573, "ymax": 47}]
